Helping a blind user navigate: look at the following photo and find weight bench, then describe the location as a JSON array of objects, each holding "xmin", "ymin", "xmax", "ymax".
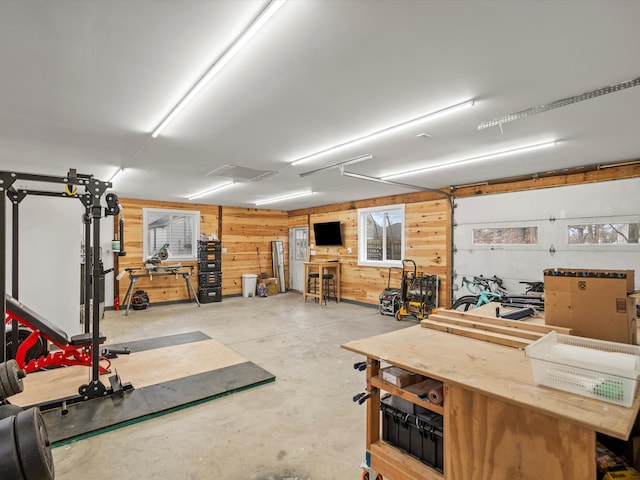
[{"xmin": 4, "ymin": 295, "xmax": 110, "ymax": 374}]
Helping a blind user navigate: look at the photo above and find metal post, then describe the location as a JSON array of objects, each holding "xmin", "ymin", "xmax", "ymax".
[
  {"xmin": 10, "ymin": 198, "xmax": 20, "ymax": 358},
  {"xmin": 0, "ymin": 190, "xmax": 6, "ymax": 363},
  {"xmin": 91, "ymin": 205, "xmax": 102, "ymax": 384},
  {"xmin": 83, "ymin": 209, "xmax": 92, "ymax": 334}
]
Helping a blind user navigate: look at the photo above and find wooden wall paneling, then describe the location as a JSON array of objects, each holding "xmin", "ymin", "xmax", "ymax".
[
  {"xmin": 116, "ymin": 199, "xmax": 219, "ymax": 304},
  {"xmin": 300, "ymin": 200, "xmax": 451, "ymax": 308},
  {"xmin": 221, "ymin": 207, "xmax": 289, "ymax": 295}
]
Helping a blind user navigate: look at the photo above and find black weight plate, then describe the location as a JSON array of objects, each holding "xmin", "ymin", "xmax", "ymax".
[
  {"xmin": 14, "ymin": 408, "xmax": 54, "ymax": 480},
  {"xmin": 0, "ymin": 363, "xmax": 15, "ymax": 400},
  {"xmin": 5, "ymin": 328, "xmax": 48, "ymax": 363},
  {"xmin": 5, "ymin": 360, "xmax": 24, "ymax": 396},
  {"xmin": 0, "ymin": 416, "xmax": 24, "ymax": 480},
  {"xmin": 0, "ymin": 404, "xmax": 24, "ymax": 420}
]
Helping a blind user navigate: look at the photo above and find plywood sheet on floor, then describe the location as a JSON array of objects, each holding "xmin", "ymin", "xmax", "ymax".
[
  {"xmin": 11, "ymin": 338, "xmax": 247, "ymax": 406},
  {"xmin": 7, "ymin": 332, "xmax": 276, "ymax": 444}
]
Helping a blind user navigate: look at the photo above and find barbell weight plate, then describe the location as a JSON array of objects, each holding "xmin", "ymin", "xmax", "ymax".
[
  {"xmin": 0, "ymin": 415, "xmax": 24, "ymax": 480},
  {"xmin": 0, "ymin": 363, "xmax": 15, "ymax": 400},
  {"xmin": 5, "ymin": 328, "xmax": 48, "ymax": 363},
  {"xmin": 14, "ymin": 408, "xmax": 55, "ymax": 480},
  {"xmin": 0, "ymin": 404, "xmax": 24, "ymax": 420},
  {"xmin": 5, "ymin": 360, "xmax": 24, "ymax": 396}
]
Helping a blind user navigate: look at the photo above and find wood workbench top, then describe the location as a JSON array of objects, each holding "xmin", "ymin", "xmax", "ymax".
[{"xmin": 342, "ymin": 325, "xmax": 640, "ymax": 440}]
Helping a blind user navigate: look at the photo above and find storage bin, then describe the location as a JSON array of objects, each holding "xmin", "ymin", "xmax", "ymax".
[
  {"xmin": 198, "ymin": 286, "xmax": 221, "ymax": 303},
  {"xmin": 198, "ymin": 259, "xmax": 221, "ymax": 272},
  {"xmin": 525, "ymin": 331, "xmax": 640, "ymax": 407},
  {"xmin": 198, "ymin": 240, "xmax": 221, "ymax": 252},
  {"xmin": 198, "ymin": 271, "xmax": 222, "ymax": 287},
  {"xmin": 381, "ymin": 395, "xmax": 444, "ymax": 472}
]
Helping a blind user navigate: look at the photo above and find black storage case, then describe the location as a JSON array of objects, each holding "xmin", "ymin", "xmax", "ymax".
[
  {"xmin": 198, "ymin": 271, "xmax": 222, "ymax": 287},
  {"xmin": 198, "ymin": 286, "xmax": 222, "ymax": 303},
  {"xmin": 381, "ymin": 395, "xmax": 444, "ymax": 472},
  {"xmin": 198, "ymin": 240, "xmax": 221, "ymax": 252}
]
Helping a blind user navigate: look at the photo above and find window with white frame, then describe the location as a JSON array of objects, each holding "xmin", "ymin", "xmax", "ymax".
[
  {"xmin": 567, "ymin": 221, "xmax": 640, "ymax": 244},
  {"xmin": 472, "ymin": 226, "xmax": 538, "ymax": 245},
  {"xmin": 143, "ymin": 208, "xmax": 200, "ymax": 261},
  {"xmin": 358, "ymin": 204, "xmax": 404, "ymax": 266}
]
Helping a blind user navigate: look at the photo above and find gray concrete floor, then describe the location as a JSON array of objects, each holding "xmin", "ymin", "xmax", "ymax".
[{"xmin": 52, "ymin": 292, "xmax": 412, "ymax": 480}]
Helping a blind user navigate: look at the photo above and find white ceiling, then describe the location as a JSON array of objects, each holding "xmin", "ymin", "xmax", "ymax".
[{"xmin": 1, "ymin": 0, "xmax": 639, "ymax": 210}]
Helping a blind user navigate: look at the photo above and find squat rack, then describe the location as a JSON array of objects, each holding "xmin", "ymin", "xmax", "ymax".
[{"xmin": 0, "ymin": 168, "xmax": 119, "ymax": 397}]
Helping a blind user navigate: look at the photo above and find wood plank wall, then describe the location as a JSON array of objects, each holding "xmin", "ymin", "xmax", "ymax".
[
  {"xmin": 221, "ymin": 207, "xmax": 289, "ymax": 295},
  {"xmin": 115, "ymin": 201, "xmax": 289, "ymax": 301},
  {"xmin": 115, "ymin": 199, "xmax": 219, "ymax": 304},
  {"xmin": 115, "ymin": 163, "xmax": 638, "ymax": 307},
  {"xmin": 290, "ymin": 196, "xmax": 452, "ymax": 308}
]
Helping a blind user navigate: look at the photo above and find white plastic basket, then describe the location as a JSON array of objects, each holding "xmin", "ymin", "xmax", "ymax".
[{"xmin": 525, "ymin": 331, "xmax": 640, "ymax": 407}]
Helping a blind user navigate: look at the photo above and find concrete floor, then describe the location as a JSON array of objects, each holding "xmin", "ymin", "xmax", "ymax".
[{"xmin": 52, "ymin": 292, "xmax": 411, "ymax": 480}]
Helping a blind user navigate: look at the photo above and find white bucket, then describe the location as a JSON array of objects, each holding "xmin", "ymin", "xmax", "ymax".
[{"xmin": 241, "ymin": 274, "xmax": 258, "ymax": 297}]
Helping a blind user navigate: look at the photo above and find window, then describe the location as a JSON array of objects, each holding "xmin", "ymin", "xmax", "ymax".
[
  {"xmin": 568, "ymin": 222, "xmax": 640, "ymax": 245},
  {"xmin": 143, "ymin": 208, "xmax": 200, "ymax": 261},
  {"xmin": 358, "ymin": 204, "xmax": 404, "ymax": 266},
  {"xmin": 472, "ymin": 226, "xmax": 538, "ymax": 245}
]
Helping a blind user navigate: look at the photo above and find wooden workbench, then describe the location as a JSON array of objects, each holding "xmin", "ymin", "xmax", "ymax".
[
  {"xmin": 342, "ymin": 325, "xmax": 640, "ymax": 480},
  {"xmin": 303, "ymin": 261, "xmax": 341, "ymax": 303}
]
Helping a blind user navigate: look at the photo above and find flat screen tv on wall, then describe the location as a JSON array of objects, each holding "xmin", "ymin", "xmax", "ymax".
[{"xmin": 313, "ymin": 221, "xmax": 343, "ymax": 246}]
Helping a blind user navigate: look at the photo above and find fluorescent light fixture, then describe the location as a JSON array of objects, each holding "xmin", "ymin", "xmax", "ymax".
[
  {"xmin": 598, "ymin": 159, "xmax": 640, "ymax": 170},
  {"xmin": 291, "ymin": 99, "xmax": 475, "ymax": 166},
  {"xmin": 255, "ymin": 191, "xmax": 313, "ymax": 206},
  {"xmin": 109, "ymin": 167, "xmax": 125, "ymax": 183},
  {"xmin": 151, "ymin": 0, "xmax": 287, "ymax": 138},
  {"xmin": 188, "ymin": 181, "xmax": 235, "ymax": 201},
  {"xmin": 299, "ymin": 154, "xmax": 373, "ymax": 178},
  {"xmin": 382, "ymin": 140, "xmax": 558, "ymax": 180}
]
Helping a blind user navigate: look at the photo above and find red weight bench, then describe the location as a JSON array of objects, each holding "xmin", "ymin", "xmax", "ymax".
[{"xmin": 4, "ymin": 295, "xmax": 111, "ymax": 374}]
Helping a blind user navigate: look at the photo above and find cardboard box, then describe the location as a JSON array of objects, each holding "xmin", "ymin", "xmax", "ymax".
[
  {"xmin": 382, "ymin": 366, "xmax": 422, "ymax": 387},
  {"xmin": 544, "ymin": 269, "xmax": 635, "ymax": 344},
  {"xmin": 264, "ymin": 278, "xmax": 278, "ymax": 296}
]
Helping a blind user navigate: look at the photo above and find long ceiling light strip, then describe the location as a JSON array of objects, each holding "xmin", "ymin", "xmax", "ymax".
[
  {"xmin": 255, "ymin": 191, "xmax": 313, "ymax": 205},
  {"xmin": 187, "ymin": 181, "xmax": 235, "ymax": 201},
  {"xmin": 291, "ymin": 99, "xmax": 475, "ymax": 166},
  {"xmin": 381, "ymin": 140, "xmax": 557, "ymax": 180},
  {"xmin": 299, "ymin": 154, "xmax": 373, "ymax": 178},
  {"xmin": 151, "ymin": 0, "xmax": 287, "ymax": 138},
  {"xmin": 478, "ymin": 76, "xmax": 640, "ymax": 130}
]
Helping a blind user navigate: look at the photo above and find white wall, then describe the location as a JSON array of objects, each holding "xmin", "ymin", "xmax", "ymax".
[
  {"xmin": 453, "ymin": 177, "xmax": 640, "ymax": 299},
  {"xmin": 5, "ymin": 196, "xmax": 115, "ymax": 337}
]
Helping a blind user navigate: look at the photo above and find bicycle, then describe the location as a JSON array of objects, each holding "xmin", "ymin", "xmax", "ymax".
[{"xmin": 451, "ymin": 275, "xmax": 544, "ymax": 312}]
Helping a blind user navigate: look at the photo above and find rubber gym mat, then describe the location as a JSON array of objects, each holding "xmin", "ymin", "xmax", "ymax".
[
  {"xmin": 103, "ymin": 330, "xmax": 211, "ymax": 353},
  {"xmin": 44, "ymin": 361, "xmax": 275, "ymax": 445}
]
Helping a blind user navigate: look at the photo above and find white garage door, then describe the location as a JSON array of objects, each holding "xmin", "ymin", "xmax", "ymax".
[{"xmin": 453, "ymin": 177, "xmax": 640, "ymax": 302}]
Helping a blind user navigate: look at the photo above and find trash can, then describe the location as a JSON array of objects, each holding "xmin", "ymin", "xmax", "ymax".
[{"xmin": 241, "ymin": 274, "xmax": 258, "ymax": 297}]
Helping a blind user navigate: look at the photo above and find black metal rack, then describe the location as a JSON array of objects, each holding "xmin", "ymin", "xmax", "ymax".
[{"xmin": 197, "ymin": 240, "xmax": 222, "ymax": 303}]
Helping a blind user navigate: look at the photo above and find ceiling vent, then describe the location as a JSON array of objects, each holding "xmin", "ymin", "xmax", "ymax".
[{"xmin": 206, "ymin": 164, "xmax": 277, "ymax": 182}]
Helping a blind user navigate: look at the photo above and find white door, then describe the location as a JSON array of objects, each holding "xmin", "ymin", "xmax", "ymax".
[{"xmin": 289, "ymin": 227, "xmax": 308, "ymax": 292}]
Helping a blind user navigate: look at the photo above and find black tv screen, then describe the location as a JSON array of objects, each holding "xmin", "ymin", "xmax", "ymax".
[{"xmin": 313, "ymin": 221, "xmax": 343, "ymax": 246}]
